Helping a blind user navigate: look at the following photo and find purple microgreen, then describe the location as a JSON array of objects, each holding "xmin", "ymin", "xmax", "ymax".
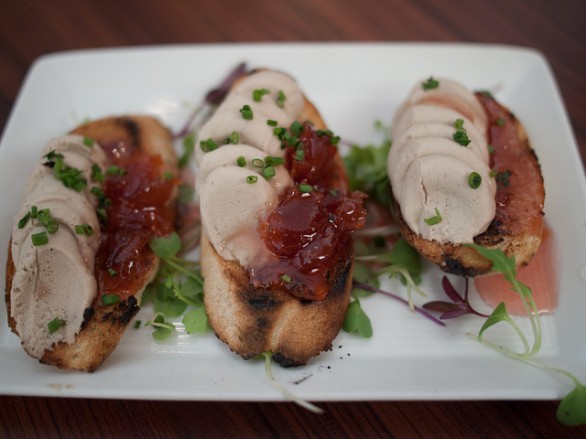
[
  {"xmin": 205, "ymin": 62, "xmax": 248, "ymax": 106},
  {"xmin": 423, "ymin": 276, "xmax": 489, "ymax": 320}
]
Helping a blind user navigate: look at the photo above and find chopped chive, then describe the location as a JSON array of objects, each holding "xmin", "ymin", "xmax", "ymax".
[
  {"xmin": 294, "ymin": 148, "xmax": 305, "ymax": 161},
  {"xmin": 236, "ymin": 156, "xmax": 246, "ymax": 167},
  {"xmin": 468, "ymin": 172, "xmax": 482, "ymax": 189},
  {"xmin": 290, "ymin": 121, "xmax": 303, "ymax": 137},
  {"xmin": 31, "ymin": 231, "xmax": 48, "ymax": 246},
  {"xmin": 18, "ymin": 211, "xmax": 31, "ymax": 229},
  {"xmin": 230, "ymin": 131, "xmax": 239, "ymax": 144},
  {"xmin": 266, "ymin": 119, "xmax": 278, "ymax": 127},
  {"xmin": 96, "ymin": 207, "xmax": 108, "ymax": 224},
  {"xmin": 246, "ymin": 175, "xmax": 258, "ymax": 184},
  {"xmin": 102, "ymin": 294, "xmax": 120, "ymax": 306},
  {"xmin": 252, "ymin": 88, "xmax": 270, "ymax": 102},
  {"xmin": 200, "ymin": 138, "xmax": 218, "ymax": 152},
  {"xmin": 273, "ymin": 127, "xmax": 286, "ymax": 139},
  {"xmin": 91, "ymin": 164, "xmax": 104, "ymax": 182},
  {"xmin": 30, "ymin": 206, "xmax": 38, "ymax": 219},
  {"xmin": 107, "ymin": 268, "xmax": 117, "ymax": 277},
  {"xmin": 164, "ymin": 171, "xmax": 174, "ymax": 180},
  {"xmin": 263, "ymin": 166, "xmax": 276, "ymax": 180},
  {"xmin": 134, "ymin": 320, "xmax": 142, "ymax": 329},
  {"xmin": 83, "ymin": 137, "xmax": 94, "ymax": 147},
  {"xmin": 424, "ymin": 208, "xmax": 442, "ymax": 226},
  {"xmin": 281, "ymin": 274, "xmax": 292, "ymax": 283},
  {"xmin": 496, "ymin": 118, "xmax": 506, "ymax": 126},
  {"xmin": 75, "ymin": 224, "xmax": 94, "ymax": 236},
  {"xmin": 252, "ymin": 158, "xmax": 265, "ymax": 168},
  {"xmin": 106, "ymin": 165, "xmax": 127, "ymax": 176},
  {"xmin": 453, "ymin": 119, "xmax": 471, "ymax": 146},
  {"xmin": 47, "ymin": 317, "xmax": 66, "ymax": 334},
  {"xmin": 276, "ymin": 90, "xmax": 286, "ymax": 108},
  {"xmin": 488, "ymin": 144, "xmax": 495, "ymax": 154},
  {"xmin": 240, "ymin": 105, "xmax": 254, "ymax": 120},
  {"xmin": 264, "ymin": 156, "xmax": 284, "ymax": 166},
  {"xmin": 299, "ymin": 183, "xmax": 313, "ymax": 193},
  {"xmin": 422, "ymin": 76, "xmax": 439, "ymax": 90}
]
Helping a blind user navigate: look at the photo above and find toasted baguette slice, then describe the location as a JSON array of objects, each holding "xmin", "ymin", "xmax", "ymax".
[
  {"xmin": 201, "ymin": 71, "xmax": 355, "ymax": 366},
  {"xmin": 392, "ymin": 98, "xmax": 544, "ymax": 277},
  {"xmin": 5, "ymin": 115, "xmax": 177, "ymax": 372}
]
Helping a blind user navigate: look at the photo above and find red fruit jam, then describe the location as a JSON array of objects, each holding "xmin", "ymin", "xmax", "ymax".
[
  {"xmin": 251, "ymin": 123, "xmax": 366, "ymax": 301},
  {"xmin": 95, "ymin": 149, "xmax": 177, "ymax": 302}
]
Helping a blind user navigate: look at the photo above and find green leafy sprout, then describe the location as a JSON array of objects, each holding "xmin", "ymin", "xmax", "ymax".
[
  {"xmin": 141, "ymin": 232, "xmax": 208, "ymax": 339},
  {"xmin": 466, "ymin": 244, "xmax": 585, "ymax": 426}
]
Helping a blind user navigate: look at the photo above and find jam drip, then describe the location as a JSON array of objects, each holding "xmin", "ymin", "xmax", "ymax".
[
  {"xmin": 95, "ymin": 148, "xmax": 177, "ymax": 302},
  {"xmin": 252, "ymin": 123, "xmax": 366, "ymax": 301}
]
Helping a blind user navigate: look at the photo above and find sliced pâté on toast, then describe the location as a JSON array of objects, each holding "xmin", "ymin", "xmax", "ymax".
[
  {"xmin": 5, "ymin": 115, "xmax": 177, "ymax": 372},
  {"xmin": 392, "ymin": 99, "xmax": 544, "ymax": 277}
]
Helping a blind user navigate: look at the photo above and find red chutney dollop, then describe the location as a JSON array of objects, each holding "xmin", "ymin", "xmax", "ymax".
[
  {"xmin": 95, "ymin": 148, "xmax": 177, "ymax": 303},
  {"xmin": 251, "ymin": 123, "xmax": 367, "ymax": 301}
]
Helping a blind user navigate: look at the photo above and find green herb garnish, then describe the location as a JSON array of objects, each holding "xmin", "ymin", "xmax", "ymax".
[
  {"xmin": 75, "ymin": 224, "xmax": 94, "ymax": 236},
  {"xmin": 299, "ymin": 183, "xmax": 313, "ymax": 193},
  {"xmin": 468, "ymin": 171, "xmax": 482, "ymax": 189},
  {"xmin": 276, "ymin": 90, "xmax": 286, "ymax": 108},
  {"xmin": 453, "ymin": 118, "xmax": 471, "ymax": 146},
  {"xmin": 246, "ymin": 175, "xmax": 258, "ymax": 184},
  {"xmin": 200, "ymin": 138, "xmax": 218, "ymax": 152},
  {"xmin": 343, "ymin": 298, "xmax": 373, "ymax": 338},
  {"xmin": 424, "ymin": 208, "xmax": 442, "ymax": 225},
  {"xmin": 102, "ymin": 294, "xmax": 120, "ymax": 306},
  {"xmin": 252, "ymin": 88, "xmax": 270, "ymax": 102},
  {"xmin": 31, "ymin": 231, "xmax": 48, "ymax": 246},
  {"xmin": 240, "ymin": 104, "xmax": 254, "ymax": 120},
  {"xmin": 236, "ymin": 156, "xmax": 246, "ymax": 167},
  {"xmin": 47, "ymin": 317, "xmax": 66, "ymax": 334},
  {"xmin": 422, "ymin": 76, "xmax": 439, "ymax": 90}
]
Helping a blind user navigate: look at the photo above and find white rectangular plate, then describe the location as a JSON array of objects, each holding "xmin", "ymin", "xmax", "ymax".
[{"xmin": 1, "ymin": 43, "xmax": 585, "ymax": 401}]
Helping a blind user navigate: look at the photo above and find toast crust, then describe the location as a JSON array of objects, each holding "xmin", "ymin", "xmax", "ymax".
[
  {"xmin": 392, "ymin": 102, "xmax": 544, "ymax": 277},
  {"xmin": 5, "ymin": 115, "xmax": 177, "ymax": 372}
]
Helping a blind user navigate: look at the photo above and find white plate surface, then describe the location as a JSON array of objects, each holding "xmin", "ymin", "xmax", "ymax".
[{"xmin": 0, "ymin": 43, "xmax": 585, "ymax": 401}]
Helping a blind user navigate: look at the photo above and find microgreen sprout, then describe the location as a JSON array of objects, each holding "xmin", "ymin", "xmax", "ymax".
[
  {"xmin": 343, "ymin": 298, "xmax": 373, "ymax": 337},
  {"xmin": 423, "ymin": 276, "xmax": 489, "ymax": 320},
  {"xmin": 462, "ymin": 245, "xmax": 586, "ymax": 425},
  {"xmin": 262, "ymin": 352, "xmax": 324, "ymax": 414},
  {"xmin": 144, "ymin": 233, "xmax": 207, "ymax": 339}
]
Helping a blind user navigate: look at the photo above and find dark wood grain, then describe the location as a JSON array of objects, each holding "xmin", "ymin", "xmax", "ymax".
[{"xmin": 1, "ymin": 0, "xmax": 585, "ymax": 437}]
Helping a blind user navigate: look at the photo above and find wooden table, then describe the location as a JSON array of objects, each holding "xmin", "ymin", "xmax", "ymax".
[{"xmin": 1, "ymin": 0, "xmax": 585, "ymax": 437}]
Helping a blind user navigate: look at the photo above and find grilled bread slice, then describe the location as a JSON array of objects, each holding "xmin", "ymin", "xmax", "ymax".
[
  {"xmin": 5, "ymin": 115, "xmax": 178, "ymax": 372},
  {"xmin": 199, "ymin": 70, "xmax": 361, "ymax": 367},
  {"xmin": 391, "ymin": 88, "xmax": 544, "ymax": 277}
]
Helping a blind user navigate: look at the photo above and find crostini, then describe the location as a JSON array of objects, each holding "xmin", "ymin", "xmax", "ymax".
[
  {"xmin": 5, "ymin": 115, "xmax": 178, "ymax": 372},
  {"xmin": 196, "ymin": 69, "xmax": 366, "ymax": 366},
  {"xmin": 388, "ymin": 77, "xmax": 545, "ymax": 276}
]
